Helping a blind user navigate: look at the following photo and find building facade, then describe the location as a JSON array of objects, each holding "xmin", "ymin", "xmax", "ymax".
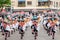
[{"xmin": 11, "ymin": 0, "xmax": 60, "ymax": 10}]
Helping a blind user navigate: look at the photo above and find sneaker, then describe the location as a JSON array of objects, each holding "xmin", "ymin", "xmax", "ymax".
[
  {"xmin": 32, "ymin": 32, "xmax": 34, "ymax": 34},
  {"xmin": 52, "ymin": 37, "xmax": 54, "ymax": 39},
  {"xmin": 2, "ymin": 34, "xmax": 4, "ymax": 36}
]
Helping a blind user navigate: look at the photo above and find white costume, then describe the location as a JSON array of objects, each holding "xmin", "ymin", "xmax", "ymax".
[
  {"xmin": 37, "ymin": 24, "xmax": 40, "ymax": 31},
  {"xmin": 5, "ymin": 25, "xmax": 11, "ymax": 31},
  {"xmin": 15, "ymin": 22, "xmax": 19, "ymax": 29}
]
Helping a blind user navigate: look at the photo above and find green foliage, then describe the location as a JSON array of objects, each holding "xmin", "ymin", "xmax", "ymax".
[{"xmin": 0, "ymin": 0, "xmax": 11, "ymax": 8}]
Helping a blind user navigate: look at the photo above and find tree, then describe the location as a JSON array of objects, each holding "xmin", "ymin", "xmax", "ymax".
[{"xmin": 0, "ymin": 0, "xmax": 11, "ymax": 11}]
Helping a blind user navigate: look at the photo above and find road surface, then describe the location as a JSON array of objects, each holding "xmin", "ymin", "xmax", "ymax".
[{"xmin": 0, "ymin": 22, "xmax": 60, "ymax": 40}]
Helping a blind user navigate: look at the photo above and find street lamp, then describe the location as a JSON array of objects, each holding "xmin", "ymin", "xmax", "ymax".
[
  {"xmin": 11, "ymin": 1, "xmax": 14, "ymax": 14},
  {"xmin": 11, "ymin": 6, "xmax": 13, "ymax": 14}
]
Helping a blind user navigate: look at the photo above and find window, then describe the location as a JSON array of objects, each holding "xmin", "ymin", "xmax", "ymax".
[
  {"xmin": 54, "ymin": 1, "xmax": 55, "ymax": 7},
  {"xmin": 38, "ymin": 0, "xmax": 50, "ymax": 6},
  {"xmin": 38, "ymin": 0, "xmax": 48, "ymax": 2},
  {"xmin": 38, "ymin": 2, "xmax": 41, "ymax": 6},
  {"xmin": 38, "ymin": 2, "xmax": 49, "ymax": 6},
  {"xmin": 59, "ymin": 2, "xmax": 60, "ymax": 7},
  {"xmin": 56, "ymin": 2, "xmax": 58, "ymax": 7},
  {"xmin": 18, "ymin": 0, "xmax": 25, "ymax": 7},
  {"xmin": 27, "ymin": 1, "xmax": 32, "ymax": 5}
]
